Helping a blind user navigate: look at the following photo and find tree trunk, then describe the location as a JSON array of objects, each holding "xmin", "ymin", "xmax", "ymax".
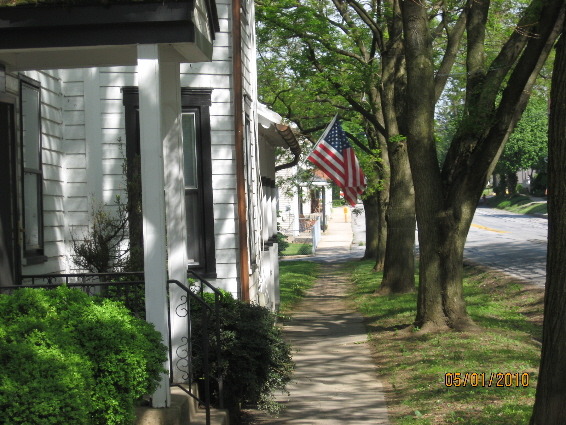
[
  {"xmin": 377, "ymin": 4, "xmax": 416, "ymax": 292},
  {"xmin": 373, "ymin": 127, "xmax": 390, "ymax": 272},
  {"xmin": 378, "ymin": 137, "xmax": 415, "ymax": 294},
  {"xmin": 362, "ymin": 194, "xmax": 379, "ymax": 260},
  {"xmin": 530, "ymin": 23, "xmax": 566, "ymax": 425},
  {"xmin": 373, "ymin": 188, "xmax": 388, "ymax": 271},
  {"xmin": 402, "ymin": 0, "xmax": 563, "ymax": 331},
  {"xmin": 401, "ymin": 0, "xmax": 475, "ymax": 331}
]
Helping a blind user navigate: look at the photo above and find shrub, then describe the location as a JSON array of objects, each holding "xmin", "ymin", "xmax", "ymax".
[
  {"xmin": 277, "ymin": 232, "xmax": 290, "ymax": 256},
  {"xmin": 191, "ymin": 292, "xmax": 294, "ymax": 422},
  {"xmin": 516, "ymin": 184, "xmax": 530, "ymax": 195},
  {"xmin": 0, "ymin": 287, "xmax": 167, "ymax": 425}
]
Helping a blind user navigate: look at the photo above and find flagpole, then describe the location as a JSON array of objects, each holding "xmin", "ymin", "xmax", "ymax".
[{"xmin": 306, "ymin": 114, "xmax": 338, "ymax": 159}]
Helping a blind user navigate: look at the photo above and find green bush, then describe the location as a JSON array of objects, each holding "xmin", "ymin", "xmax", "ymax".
[
  {"xmin": 516, "ymin": 184, "xmax": 530, "ymax": 195},
  {"xmin": 277, "ymin": 232, "xmax": 290, "ymax": 256},
  {"xmin": 0, "ymin": 287, "xmax": 167, "ymax": 425},
  {"xmin": 191, "ymin": 292, "xmax": 294, "ymax": 422}
]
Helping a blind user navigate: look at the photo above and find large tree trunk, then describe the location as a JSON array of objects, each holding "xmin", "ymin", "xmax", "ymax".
[
  {"xmin": 379, "ymin": 138, "xmax": 415, "ymax": 293},
  {"xmin": 401, "ymin": 0, "xmax": 475, "ymax": 331},
  {"xmin": 530, "ymin": 22, "xmax": 566, "ymax": 425},
  {"xmin": 377, "ymin": 2, "xmax": 416, "ymax": 293},
  {"xmin": 373, "ymin": 188, "xmax": 388, "ymax": 271},
  {"xmin": 373, "ymin": 127, "xmax": 391, "ymax": 271},
  {"xmin": 362, "ymin": 193, "xmax": 379, "ymax": 260},
  {"xmin": 402, "ymin": 0, "xmax": 564, "ymax": 331}
]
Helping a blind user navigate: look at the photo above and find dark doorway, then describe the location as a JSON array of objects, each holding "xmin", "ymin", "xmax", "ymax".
[{"xmin": 0, "ymin": 100, "xmax": 19, "ymax": 286}]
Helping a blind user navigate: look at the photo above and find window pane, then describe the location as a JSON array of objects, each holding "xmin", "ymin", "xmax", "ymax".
[
  {"xmin": 185, "ymin": 191, "xmax": 202, "ymax": 266},
  {"xmin": 182, "ymin": 113, "xmax": 198, "ymax": 189},
  {"xmin": 21, "ymin": 84, "xmax": 41, "ymax": 170},
  {"xmin": 24, "ymin": 172, "xmax": 40, "ymax": 250}
]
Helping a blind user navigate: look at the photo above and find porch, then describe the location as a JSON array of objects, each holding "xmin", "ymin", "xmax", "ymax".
[{"xmin": 0, "ymin": 0, "xmax": 220, "ymax": 409}]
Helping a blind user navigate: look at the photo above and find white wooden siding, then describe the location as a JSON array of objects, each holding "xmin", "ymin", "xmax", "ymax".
[
  {"xmin": 22, "ymin": 70, "xmax": 67, "ymax": 273},
  {"xmin": 16, "ymin": 0, "xmax": 271, "ymax": 302}
]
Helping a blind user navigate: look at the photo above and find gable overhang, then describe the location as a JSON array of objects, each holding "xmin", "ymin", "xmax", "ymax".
[{"xmin": 0, "ymin": 0, "xmax": 220, "ymax": 71}]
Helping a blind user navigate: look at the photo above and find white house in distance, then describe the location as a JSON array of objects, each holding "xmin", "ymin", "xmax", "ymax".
[
  {"xmin": 0, "ymin": 0, "xmax": 298, "ymax": 411},
  {"xmin": 277, "ymin": 166, "xmax": 333, "ymax": 239}
]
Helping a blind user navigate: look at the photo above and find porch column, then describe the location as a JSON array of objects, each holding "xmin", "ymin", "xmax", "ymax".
[
  {"xmin": 266, "ymin": 180, "xmax": 273, "ymax": 241},
  {"xmin": 261, "ymin": 177, "xmax": 269, "ymax": 244},
  {"xmin": 137, "ymin": 44, "xmax": 176, "ymax": 408},
  {"xmin": 160, "ymin": 55, "xmax": 190, "ymax": 387},
  {"xmin": 270, "ymin": 181, "xmax": 277, "ymax": 239}
]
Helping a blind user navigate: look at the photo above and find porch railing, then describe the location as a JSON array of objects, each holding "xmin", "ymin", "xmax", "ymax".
[
  {"xmin": 0, "ymin": 270, "xmax": 224, "ymax": 425},
  {"xmin": 1, "ymin": 271, "xmax": 146, "ymax": 317},
  {"xmin": 168, "ymin": 270, "xmax": 224, "ymax": 425}
]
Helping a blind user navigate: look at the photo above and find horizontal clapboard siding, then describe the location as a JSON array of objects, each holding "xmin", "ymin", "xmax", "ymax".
[{"xmin": 22, "ymin": 70, "xmax": 67, "ymax": 273}]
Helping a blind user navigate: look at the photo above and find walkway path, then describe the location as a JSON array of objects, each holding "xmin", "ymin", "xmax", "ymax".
[{"xmin": 246, "ymin": 207, "xmax": 390, "ymax": 424}]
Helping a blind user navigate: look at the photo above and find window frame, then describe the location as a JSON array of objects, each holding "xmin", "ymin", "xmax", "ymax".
[
  {"xmin": 121, "ymin": 87, "xmax": 216, "ymax": 278},
  {"xmin": 181, "ymin": 88, "xmax": 216, "ymax": 278},
  {"xmin": 0, "ymin": 92, "xmax": 22, "ymax": 283},
  {"xmin": 19, "ymin": 77, "xmax": 46, "ymax": 263}
]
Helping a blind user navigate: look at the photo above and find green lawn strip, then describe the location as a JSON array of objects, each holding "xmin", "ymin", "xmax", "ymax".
[
  {"xmin": 281, "ymin": 243, "xmax": 313, "ymax": 256},
  {"xmin": 346, "ymin": 260, "xmax": 542, "ymax": 425},
  {"xmin": 278, "ymin": 260, "xmax": 320, "ymax": 316},
  {"xmin": 487, "ymin": 194, "xmax": 547, "ymax": 215}
]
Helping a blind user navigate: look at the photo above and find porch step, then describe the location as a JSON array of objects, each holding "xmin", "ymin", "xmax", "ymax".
[{"xmin": 135, "ymin": 385, "xmax": 229, "ymax": 425}]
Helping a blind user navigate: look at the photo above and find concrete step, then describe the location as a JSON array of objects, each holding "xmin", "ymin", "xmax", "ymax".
[{"xmin": 135, "ymin": 385, "xmax": 229, "ymax": 425}]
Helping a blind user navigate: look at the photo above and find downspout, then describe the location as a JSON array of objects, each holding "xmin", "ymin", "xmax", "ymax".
[{"xmin": 233, "ymin": 0, "xmax": 250, "ymax": 301}]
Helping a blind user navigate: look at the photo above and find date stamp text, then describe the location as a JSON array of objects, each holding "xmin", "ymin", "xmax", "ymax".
[{"xmin": 444, "ymin": 372, "xmax": 529, "ymax": 387}]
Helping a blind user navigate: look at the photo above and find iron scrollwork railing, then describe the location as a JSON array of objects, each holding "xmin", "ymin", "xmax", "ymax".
[
  {"xmin": 167, "ymin": 270, "xmax": 223, "ymax": 425},
  {"xmin": 1, "ymin": 270, "xmax": 224, "ymax": 424}
]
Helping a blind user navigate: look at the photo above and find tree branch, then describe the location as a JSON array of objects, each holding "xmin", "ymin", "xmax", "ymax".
[
  {"xmin": 345, "ymin": 131, "xmax": 376, "ymax": 156},
  {"xmin": 346, "ymin": 0, "xmax": 385, "ymax": 52},
  {"xmin": 434, "ymin": 8, "xmax": 467, "ymax": 102}
]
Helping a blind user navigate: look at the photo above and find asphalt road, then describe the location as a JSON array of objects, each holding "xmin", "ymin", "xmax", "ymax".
[{"xmin": 465, "ymin": 206, "xmax": 548, "ymax": 286}]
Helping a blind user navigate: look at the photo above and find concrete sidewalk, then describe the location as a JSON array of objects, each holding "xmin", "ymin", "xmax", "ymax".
[{"xmin": 247, "ymin": 208, "xmax": 390, "ymax": 424}]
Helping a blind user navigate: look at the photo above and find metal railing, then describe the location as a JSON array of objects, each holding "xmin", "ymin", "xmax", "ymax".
[
  {"xmin": 168, "ymin": 270, "xmax": 224, "ymax": 425},
  {"xmin": 1, "ymin": 271, "xmax": 146, "ymax": 317},
  {"xmin": 1, "ymin": 270, "xmax": 224, "ymax": 425}
]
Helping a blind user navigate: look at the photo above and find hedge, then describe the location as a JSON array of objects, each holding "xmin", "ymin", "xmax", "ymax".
[{"xmin": 0, "ymin": 286, "xmax": 167, "ymax": 425}]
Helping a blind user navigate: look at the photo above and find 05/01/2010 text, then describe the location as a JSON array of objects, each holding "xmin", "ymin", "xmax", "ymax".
[{"xmin": 444, "ymin": 372, "xmax": 529, "ymax": 387}]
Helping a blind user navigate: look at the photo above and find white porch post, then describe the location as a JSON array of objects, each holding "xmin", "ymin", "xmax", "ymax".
[
  {"xmin": 266, "ymin": 182, "xmax": 273, "ymax": 240},
  {"xmin": 270, "ymin": 182, "xmax": 277, "ymax": 238},
  {"xmin": 160, "ymin": 56, "xmax": 190, "ymax": 386},
  {"xmin": 262, "ymin": 180, "xmax": 269, "ymax": 244},
  {"xmin": 137, "ymin": 44, "xmax": 178, "ymax": 408}
]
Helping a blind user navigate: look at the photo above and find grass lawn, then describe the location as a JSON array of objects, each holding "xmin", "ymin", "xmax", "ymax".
[
  {"xmin": 280, "ymin": 243, "xmax": 313, "ymax": 256},
  {"xmin": 346, "ymin": 260, "xmax": 544, "ymax": 425},
  {"xmin": 278, "ymin": 260, "xmax": 320, "ymax": 315},
  {"xmin": 487, "ymin": 194, "xmax": 547, "ymax": 216}
]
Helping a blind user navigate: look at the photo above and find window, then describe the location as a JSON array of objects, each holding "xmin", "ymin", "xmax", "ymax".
[
  {"xmin": 0, "ymin": 95, "xmax": 20, "ymax": 284},
  {"xmin": 181, "ymin": 88, "xmax": 216, "ymax": 277},
  {"xmin": 122, "ymin": 87, "xmax": 216, "ymax": 277},
  {"xmin": 20, "ymin": 80, "xmax": 45, "ymax": 261}
]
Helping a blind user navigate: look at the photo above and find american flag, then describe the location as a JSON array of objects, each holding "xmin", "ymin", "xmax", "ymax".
[{"xmin": 307, "ymin": 116, "xmax": 366, "ymax": 206}]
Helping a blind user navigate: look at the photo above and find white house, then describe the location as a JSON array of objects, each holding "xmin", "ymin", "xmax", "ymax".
[
  {"xmin": 0, "ymin": 0, "xmax": 298, "ymax": 410},
  {"xmin": 277, "ymin": 166, "xmax": 333, "ymax": 239}
]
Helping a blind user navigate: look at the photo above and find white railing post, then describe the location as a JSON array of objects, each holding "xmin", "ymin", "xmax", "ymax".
[{"xmin": 312, "ymin": 216, "xmax": 321, "ymax": 254}]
